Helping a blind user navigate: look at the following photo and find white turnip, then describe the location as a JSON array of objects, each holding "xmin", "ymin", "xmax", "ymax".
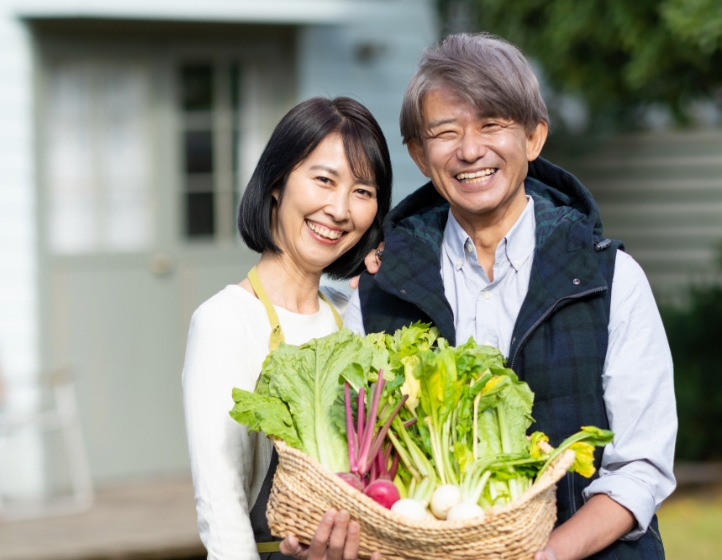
[
  {"xmin": 390, "ymin": 498, "xmax": 428, "ymax": 521},
  {"xmin": 446, "ymin": 502, "xmax": 485, "ymax": 521},
  {"xmin": 430, "ymin": 484, "xmax": 460, "ymax": 519}
]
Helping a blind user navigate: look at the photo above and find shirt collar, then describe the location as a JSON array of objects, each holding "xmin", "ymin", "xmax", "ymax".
[{"xmin": 442, "ymin": 196, "xmax": 536, "ymax": 272}]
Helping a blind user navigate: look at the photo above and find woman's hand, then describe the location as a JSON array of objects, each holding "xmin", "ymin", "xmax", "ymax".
[
  {"xmin": 348, "ymin": 242, "xmax": 385, "ymax": 289},
  {"xmin": 279, "ymin": 509, "xmax": 381, "ymax": 560},
  {"xmin": 534, "ymin": 545, "xmax": 559, "ymax": 560}
]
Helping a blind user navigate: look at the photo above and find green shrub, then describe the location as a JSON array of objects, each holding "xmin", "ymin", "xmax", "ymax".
[{"xmin": 661, "ymin": 284, "xmax": 722, "ymax": 461}]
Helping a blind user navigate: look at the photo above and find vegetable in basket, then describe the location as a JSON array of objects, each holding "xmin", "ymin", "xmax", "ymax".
[{"xmin": 230, "ymin": 323, "xmax": 614, "ymax": 519}]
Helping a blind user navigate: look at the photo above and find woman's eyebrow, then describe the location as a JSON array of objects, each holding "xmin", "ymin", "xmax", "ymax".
[{"xmin": 309, "ymin": 165, "xmax": 339, "ymax": 176}]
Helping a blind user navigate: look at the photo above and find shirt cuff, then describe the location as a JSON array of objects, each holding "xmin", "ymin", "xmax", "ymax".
[{"xmin": 582, "ymin": 472, "xmax": 657, "ymax": 541}]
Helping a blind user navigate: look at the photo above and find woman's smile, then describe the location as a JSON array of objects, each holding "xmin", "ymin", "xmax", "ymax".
[{"xmin": 305, "ymin": 219, "xmax": 346, "ymax": 243}]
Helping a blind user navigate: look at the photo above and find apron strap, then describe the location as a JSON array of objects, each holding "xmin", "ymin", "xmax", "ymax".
[
  {"xmin": 319, "ymin": 291, "xmax": 344, "ymax": 330},
  {"xmin": 257, "ymin": 542, "xmax": 282, "ymax": 554},
  {"xmin": 248, "ymin": 266, "xmax": 285, "ymax": 352},
  {"xmin": 248, "ymin": 266, "xmax": 344, "ymax": 352},
  {"xmin": 247, "ymin": 267, "xmax": 343, "ymax": 554}
]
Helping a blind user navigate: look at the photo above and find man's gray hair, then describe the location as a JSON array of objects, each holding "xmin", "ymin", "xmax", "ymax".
[{"xmin": 400, "ymin": 33, "xmax": 549, "ymax": 143}]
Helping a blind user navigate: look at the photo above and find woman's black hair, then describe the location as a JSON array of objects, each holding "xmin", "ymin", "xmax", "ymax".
[{"xmin": 238, "ymin": 96, "xmax": 393, "ymax": 279}]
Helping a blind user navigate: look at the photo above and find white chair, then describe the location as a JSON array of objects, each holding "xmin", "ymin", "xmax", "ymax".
[{"xmin": 0, "ymin": 369, "xmax": 94, "ymax": 520}]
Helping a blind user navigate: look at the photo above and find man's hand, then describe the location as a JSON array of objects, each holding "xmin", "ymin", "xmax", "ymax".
[
  {"xmin": 534, "ymin": 494, "xmax": 636, "ymax": 560},
  {"xmin": 279, "ymin": 509, "xmax": 381, "ymax": 560},
  {"xmin": 348, "ymin": 242, "xmax": 385, "ymax": 289}
]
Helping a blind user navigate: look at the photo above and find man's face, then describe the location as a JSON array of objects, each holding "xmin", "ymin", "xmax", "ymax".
[{"xmin": 408, "ymin": 87, "xmax": 547, "ymax": 228}]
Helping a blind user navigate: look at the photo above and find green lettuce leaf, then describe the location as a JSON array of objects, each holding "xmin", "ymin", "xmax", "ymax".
[
  {"xmin": 260, "ymin": 329, "xmax": 377, "ymax": 473},
  {"xmin": 229, "ymin": 388, "xmax": 302, "ymax": 449}
]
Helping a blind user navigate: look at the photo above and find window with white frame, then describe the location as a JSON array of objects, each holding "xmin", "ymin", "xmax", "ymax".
[
  {"xmin": 44, "ymin": 57, "xmax": 153, "ymax": 255},
  {"xmin": 179, "ymin": 60, "xmax": 245, "ymax": 241}
]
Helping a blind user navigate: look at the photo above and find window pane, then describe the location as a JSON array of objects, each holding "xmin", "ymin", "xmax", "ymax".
[
  {"xmin": 184, "ymin": 131, "xmax": 213, "ymax": 174},
  {"xmin": 45, "ymin": 58, "xmax": 152, "ymax": 254},
  {"xmin": 185, "ymin": 192, "xmax": 215, "ymax": 237},
  {"xmin": 181, "ymin": 64, "xmax": 213, "ymax": 111}
]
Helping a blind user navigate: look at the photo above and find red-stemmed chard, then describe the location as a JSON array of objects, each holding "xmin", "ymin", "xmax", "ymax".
[{"xmin": 337, "ymin": 370, "xmax": 407, "ymax": 509}]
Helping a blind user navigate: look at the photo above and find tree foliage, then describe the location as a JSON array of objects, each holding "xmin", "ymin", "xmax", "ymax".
[{"xmin": 439, "ymin": 0, "xmax": 722, "ymax": 123}]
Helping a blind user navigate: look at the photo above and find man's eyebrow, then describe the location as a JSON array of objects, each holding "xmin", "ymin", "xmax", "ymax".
[{"xmin": 426, "ymin": 118, "xmax": 457, "ymax": 129}]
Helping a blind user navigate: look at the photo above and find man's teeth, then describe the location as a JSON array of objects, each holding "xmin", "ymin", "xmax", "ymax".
[
  {"xmin": 307, "ymin": 221, "xmax": 343, "ymax": 240},
  {"xmin": 457, "ymin": 169, "xmax": 496, "ymax": 182}
]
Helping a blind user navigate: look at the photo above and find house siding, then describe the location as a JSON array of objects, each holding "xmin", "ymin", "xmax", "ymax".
[
  {"xmin": 550, "ymin": 129, "xmax": 722, "ymax": 304},
  {"xmin": 0, "ymin": 2, "xmax": 43, "ymax": 498},
  {"xmin": 0, "ymin": 0, "xmax": 439, "ymax": 494}
]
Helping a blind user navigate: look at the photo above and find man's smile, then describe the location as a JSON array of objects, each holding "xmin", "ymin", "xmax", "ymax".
[{"xmin": 455, "ymin": 168, "xmax": 498, "ymax": 184}]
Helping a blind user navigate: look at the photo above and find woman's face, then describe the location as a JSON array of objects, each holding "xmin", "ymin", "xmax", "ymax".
[{"xmin": 273, "ymin": 133, "xmax": 378, "ymax": 274}]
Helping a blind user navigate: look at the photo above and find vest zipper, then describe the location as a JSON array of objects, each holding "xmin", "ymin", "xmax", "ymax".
[{"xmin": 509, "ymin": 287, "xmax": 607, "ymax": 370}]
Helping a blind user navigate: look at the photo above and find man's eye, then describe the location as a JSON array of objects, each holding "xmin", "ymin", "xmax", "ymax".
[{"xmin": 317, "ymin": 176, "xmax": 332, "ymax": 184}]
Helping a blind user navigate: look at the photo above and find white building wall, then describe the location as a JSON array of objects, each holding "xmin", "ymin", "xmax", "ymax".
[
  {"xmin": 297, "ymin": 1, "xmax": 437, "ymax": 203},
  {"xmin": 0, "ymin": 1, "xmax": 43, "ymax": 498},
  {"xmin": 0, "ymin": 0, "xmax": 439, "ymax": 496}
]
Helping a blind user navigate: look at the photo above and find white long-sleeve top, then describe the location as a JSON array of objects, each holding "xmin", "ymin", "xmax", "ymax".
[
  {"xmin": 182, "ymin": 284, "xmax": 348, "ymax": 560},
  {"xmin": 345, "ymin": 198, "xmax": 677, "ymax": 540}
]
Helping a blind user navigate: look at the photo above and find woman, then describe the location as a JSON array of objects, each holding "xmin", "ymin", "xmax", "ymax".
[{"xmin": 182, "ymin": 97, "xmax": 392, "ymax": 560}]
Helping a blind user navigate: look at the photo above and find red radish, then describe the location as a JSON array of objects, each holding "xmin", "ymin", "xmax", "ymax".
[
  {"xmin": 364, "ymin": 479, "xmax": 400, "ymax": 509},
  {"xmin": 337, "ymin": 472, "xmax": 364, "ymax": 492}
]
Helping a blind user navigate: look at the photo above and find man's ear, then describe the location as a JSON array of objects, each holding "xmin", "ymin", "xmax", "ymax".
[
  {"xmin": 526, "ymin": 120, "xmax": 549, "ymax": 162},
  {"xmin": 407, "ymin": 139, "xmax": 431, "ymax": 178}
]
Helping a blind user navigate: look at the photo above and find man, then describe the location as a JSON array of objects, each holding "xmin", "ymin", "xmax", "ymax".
[{"xmin": 344, "ymin": 33, "xmax": 676, "ymax": 560}]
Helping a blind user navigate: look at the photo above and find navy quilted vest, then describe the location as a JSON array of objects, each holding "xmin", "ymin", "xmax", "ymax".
[{"xmin": 358, "ymin": 160, "xmax": 665, "ymax": 559}]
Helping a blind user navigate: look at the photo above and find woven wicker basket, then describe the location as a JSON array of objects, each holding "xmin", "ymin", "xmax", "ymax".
[{"xmin": 267, "ymin": 439, "xmax": 576, "ymax": 560}]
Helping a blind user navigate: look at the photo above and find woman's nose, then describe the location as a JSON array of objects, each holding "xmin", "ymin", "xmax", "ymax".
[{"xmin": 324, "ymin": 189, "xmax": 350, "ymax": 221}]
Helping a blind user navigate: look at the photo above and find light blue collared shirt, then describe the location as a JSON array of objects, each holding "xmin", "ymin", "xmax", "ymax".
[
  {"xmin": 442, "ymin": 197, "xmax": 536, "ymax": 354},
  {"xmin": 345, "ymin": 197, "xmax": 676, "ymax": 540}
]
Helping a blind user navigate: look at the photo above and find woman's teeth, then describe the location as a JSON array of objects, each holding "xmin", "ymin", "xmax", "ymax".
[
  {"xmin": 307, "ymin": 221, "xmax": 343, "ymax": 240},
  {"xmin": 456, "ymin": 169, "xmax": 496, "ymax": 183}
]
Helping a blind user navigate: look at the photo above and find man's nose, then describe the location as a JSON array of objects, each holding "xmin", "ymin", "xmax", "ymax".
[{"xmin": 457, "ymin": 131, "xmax": 486, "ymax": 163}]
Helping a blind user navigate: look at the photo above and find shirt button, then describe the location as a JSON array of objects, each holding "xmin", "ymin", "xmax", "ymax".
[
  {"xmin": 456, "ymin": 259, "xmax": 463, "ymax": 267},
  {"xmin": 514, "ymin": 259, "xmax": 521, "ymax": 267},
  {"xmin": 483, "ymin": 290, "xmax": 491, "ymax": 300},
  {"xmin": 465, "ymin": 241, "xmax": 474, "ymax": 253}
]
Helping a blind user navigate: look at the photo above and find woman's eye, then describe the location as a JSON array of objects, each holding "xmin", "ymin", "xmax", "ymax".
[
  {"xmin": 316, "ymin": 176, "xmax": 333, "ymax": 185},
  {"xmin": 355, "ymin": 188, "xmax": 376, "ymax": 198}
]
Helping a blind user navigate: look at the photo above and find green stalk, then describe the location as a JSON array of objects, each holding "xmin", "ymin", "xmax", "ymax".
[
  {"xmin": 425, "ymin": 416, "xmax": 447, "ymax": 484},
  {"xmin": 536, "ymin": 427, "xmax": 614, "ymax": 479},
  {"xmin": 473, "ymin": 391, "xmax": 481, "ymax": 460},
  {"xmin": 441, "ymin": 418, "xmax": 458, "ymax": 485},
  {"xmin": 387, "ymin": 431, "xmax": 421, "ymax": 480},
  {"xmin": 391, "ymin": 417, "xmax": 433, "ymax": 478}
]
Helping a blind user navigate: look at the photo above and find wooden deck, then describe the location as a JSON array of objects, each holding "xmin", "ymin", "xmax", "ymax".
[{"xmin": 0, "ymin": 477, "xmax": 205, "ymax": 560}]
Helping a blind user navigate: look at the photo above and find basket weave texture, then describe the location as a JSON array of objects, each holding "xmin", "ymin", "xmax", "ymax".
[{"xmin": 267, "ymin": 440, "xmax": 576, "ymax": 560}]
